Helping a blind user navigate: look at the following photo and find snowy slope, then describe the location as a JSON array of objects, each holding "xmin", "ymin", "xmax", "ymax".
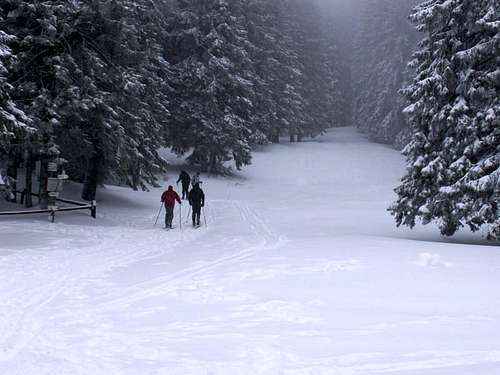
[{"xmin": 0, "ymin": 127, "xmax": 499, "ymax": 375}]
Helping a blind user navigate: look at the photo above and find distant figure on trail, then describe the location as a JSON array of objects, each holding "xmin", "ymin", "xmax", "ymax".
[
  {"xmin": 161, "ymin": 185, "xmax": 181, "ymax": 229},
  {"xmin": 176, "ymin": 170, "xmax": 191, "ymax": 200},
  {"xmin": 188, "ymin": 183, "xmax": 205, "ymax": 227},
  {"xmin": 191, "ymin": 172, "xmax": 202, "ymax": 187}
]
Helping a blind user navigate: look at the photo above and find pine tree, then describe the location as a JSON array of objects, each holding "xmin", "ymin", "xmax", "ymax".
[
  {"xmin": 280, "ymin": 0, "xmax": 313, "ymax": 142},
  {"xmin": 0, "ymin": 0, "xmax": 70, "ymax": 204},
  {"xmin": 98, "ymin": 0, "xmax": 173, "ymax": 191},
  {"xmin": 242, "ymin": 0, "xmax": 304, "ymax": 143},
  {"xmin": 391, "ymin": 0, "xmax": 500, "ymax": 240},
  {"xmin": 0, "ymin": 10, "xmax": 31, "ymax": 157},
  {"xmin": 2, "ymin": 0, "xmax": 173, "ymax": 200},
  {"xmin": 166, "ymin": 0, "xmax": 255, "ymax": 173},
  {"xmin": 352, "ymin": 0, "xmax": 418, "ymax": 146}
]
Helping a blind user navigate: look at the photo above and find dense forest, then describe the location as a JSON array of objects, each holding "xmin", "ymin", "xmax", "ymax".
[
  {"xmin": 0, "ymin": 0, "xmax": 350, "ymax": 200},
  {"xmin": 0, "ymin": 0, "xmax": 498, "ymax": 239}
]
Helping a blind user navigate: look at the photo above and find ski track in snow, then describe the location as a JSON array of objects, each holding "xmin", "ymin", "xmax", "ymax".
[
  {"xmin": 0, "ymin": 200, "xmax": 287, "ymax": 374},
  {"xmin": 1, "ymin": 128, "xmax": 500, "ymax": 375}
]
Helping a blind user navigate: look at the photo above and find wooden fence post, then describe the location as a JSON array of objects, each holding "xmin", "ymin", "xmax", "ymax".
[{"xmin": 91, "ymin": 200, "xmax": 97, "ymax": 219}]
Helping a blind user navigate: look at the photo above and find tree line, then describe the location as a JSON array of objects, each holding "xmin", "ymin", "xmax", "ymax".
[
  {"xmin": 1, "ymin": 0, "xmax": 498, "ymax": 240},
  {"xmin": 0, "ymin": 0, "xmax": 349, "ymax": 202}
]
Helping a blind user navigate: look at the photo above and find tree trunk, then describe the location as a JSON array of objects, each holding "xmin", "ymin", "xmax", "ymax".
[
  {"xmin": 25, "ymin": 146, "xmax": 34, "ymax": 208},
  {"xmin": 38, "ymin": 152, "xmax": 49, "ymax": 209},
  {"xmin": 131, "ymin": 164, "xmax": 140, "ymax": 191},
  {"xmin": 270, "ymin": 129, "xmax": 280, "ymax": 143},
  {"xmin": 208, "ymin": 152, "xmax": 217, "ymax": 175},
  {"xmin": 82, "ymin": 148, "xmax": 103, "ymax": 201},
  {"xmin": 7, "ymin": 147, "xmax": 20, "ymax": 202},
  {"xmin": 289, "ymin": 134, "xmax": 296, "ymax": 143},
  {"xmin": 297, "ymin": 133, "xmax": 303, "ymax": 142}
]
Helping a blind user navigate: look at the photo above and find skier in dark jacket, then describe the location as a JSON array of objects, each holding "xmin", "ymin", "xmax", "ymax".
[
  {"xmin": 191, "ymin": 172, "xmax": 202, "ymax": 187},
  {"xmin": 188, "ymin": 183, "xmax": 205, "ymax": 227},
  {"xmin": 176, "ymin": 170, "xmax": 191, "ymax": 200},
  {"xmin": 161, "ymin": 185, "xmax": 181, "ymax": 229}
]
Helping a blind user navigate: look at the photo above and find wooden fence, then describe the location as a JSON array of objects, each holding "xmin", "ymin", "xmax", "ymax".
[{"xmin": 0, "ymin": 191, "xmax": 96, "ymax": 222}]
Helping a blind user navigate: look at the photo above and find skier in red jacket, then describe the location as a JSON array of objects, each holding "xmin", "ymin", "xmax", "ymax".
[{"xmin": 161, "ymin": 185, "xmax": 181, "ymax": 229}]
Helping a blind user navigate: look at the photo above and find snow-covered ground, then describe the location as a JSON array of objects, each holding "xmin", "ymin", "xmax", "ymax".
[{"xmin": 1, "ymin": 127, "xmax": 499, "ymax": 375}]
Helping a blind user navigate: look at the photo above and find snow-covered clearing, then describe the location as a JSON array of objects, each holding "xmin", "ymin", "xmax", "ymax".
[{"xmin": 1, "ymin": 127, "xmax": 499, "ymax": 375}]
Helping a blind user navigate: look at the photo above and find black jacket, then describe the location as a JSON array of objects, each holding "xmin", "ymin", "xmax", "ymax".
[
  {"xmin": 177, "ymin": 171, "xmax": 191, "ymax": 185},
  {"xmin": 189, "ymin": 186, "xmax": 205, "ymax": 207}
]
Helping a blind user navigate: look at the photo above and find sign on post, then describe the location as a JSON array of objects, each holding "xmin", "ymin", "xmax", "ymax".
[{"xmin": 47, "ymin": 177, "xmax": 63, "ymax": 192}]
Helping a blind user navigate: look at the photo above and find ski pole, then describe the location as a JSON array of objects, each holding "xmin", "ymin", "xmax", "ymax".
[
  {"xmin": 185, "ymin": 206, "xmax": 191, "ymax": 224},
  {"xmin": 179, "ymin": 203, "xmax": 182, "ymax": 231},
  {"xmin": 154, "ymin": 203, "xmax": 163, "ymax": 227},
  {"xmin": 202, "ymin": 206, "xmax": 207, "ymax": 227}
]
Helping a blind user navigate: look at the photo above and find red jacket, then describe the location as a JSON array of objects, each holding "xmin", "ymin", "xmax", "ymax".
[{"xmin": 161, "ymin": 189, "xmax": 181, "ymax": 208}]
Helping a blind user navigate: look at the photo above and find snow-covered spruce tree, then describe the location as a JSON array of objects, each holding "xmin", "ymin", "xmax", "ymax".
[
  {"xmin": 0, "ymin": 0, "xmax": 69, "ymax": 204},
  {"xmin": 0, "ymin": 10, "xmax": 31, "ymax": 158},
  {"xmin": 3, "ymin": 0, "xmax": 172, "ymax": 200},
  {"xmin": 242, "ymin": 0, "xmax": 305, "ymax": 143},
  {"xmin": 391, "ymin": 0, "xmax": 500, "ymax": 240},
  {"xmin": 290, "ymin": 0, "xmax": 325, "ymax": 140},
  {"xmin": 352, "ymin": 0, "xmax": 418, "ymax": 147},
  {"xmin": 279, "ymin": 0, "xmax": 313, "ymax": 141},
  {"xmin": 237, "ymin": 0, "xmax": 275, "ymax": 143},
  {"xmin": 166, "ymin": 0, "xmax": 255, "ymax": 173},
  {"xmin": 67, "ymin": 0, "xmax": 173, "ymax": 199},
  {"xmin": 96, "ymin": 0, "xmax": 173, "ymax": 191},
  {"xmin": 0, "ymin": 1, "xmax": 62, "ymax": 147},
  {"xmin": 1, "ymin": 0, "xmax": 117, "ymax": 201}
]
